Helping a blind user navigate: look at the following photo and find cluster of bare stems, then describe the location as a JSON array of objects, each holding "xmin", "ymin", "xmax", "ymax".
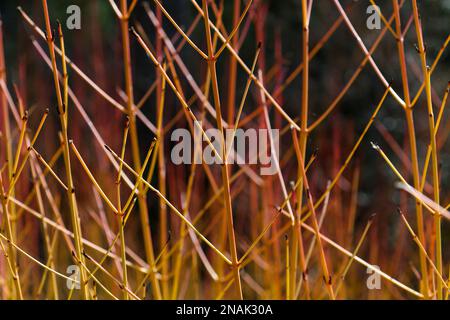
[{"xmin": 0, "ymin": 0, "xmax": 448, "ymax": 299}]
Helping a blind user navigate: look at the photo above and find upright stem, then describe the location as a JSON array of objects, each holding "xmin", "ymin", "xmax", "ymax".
[
  {"xmin": 156, "ymin": 63, "xmax": 168, "ymax": 299},
  {"xmin": 119, "ymin": 0, "xmax": 162, "ymax": 300},
  {"xmin": 0, "ymin": 19, "xmax": 11, "ymax": 188},
  {"xmin": 226, "ymin": 0, "xmax": 240, "ymax": 125},
  {"xmin": 411, "ymin": 0, "xmax": 441, "ymax": 299},
  {"xmin": 392, "ymin": 0, "xmax": 429, "ymax": 297},
  {"xmin": 117, "ymin": 119, "xmax": 129, "ymax": 300},
  {"xmin": 292, "ymin": 0, "xmax": 311, "ymax": 299},
  {"xmin": 0, "ymin": 175, "xmax": 22, "ymax": 299},
  {"xmin": 41, "ymin": 0, "xmax": 89, "ymax": 299},
  {"xmin": 202, "ymin": 0, "xmax": 243, "ymax": 299},
  {"xmin": 0, "ymin": 18, "xmax": 17, "ymax": 299},
  {"xmin": 154, "ymin": 2, "xmax": 169, "ymax": 299}
]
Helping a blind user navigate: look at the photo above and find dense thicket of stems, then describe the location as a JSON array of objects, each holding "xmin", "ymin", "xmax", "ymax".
[{"xmin": 0, "ymin": 0, "xmax": 447, "ymax": 300}]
